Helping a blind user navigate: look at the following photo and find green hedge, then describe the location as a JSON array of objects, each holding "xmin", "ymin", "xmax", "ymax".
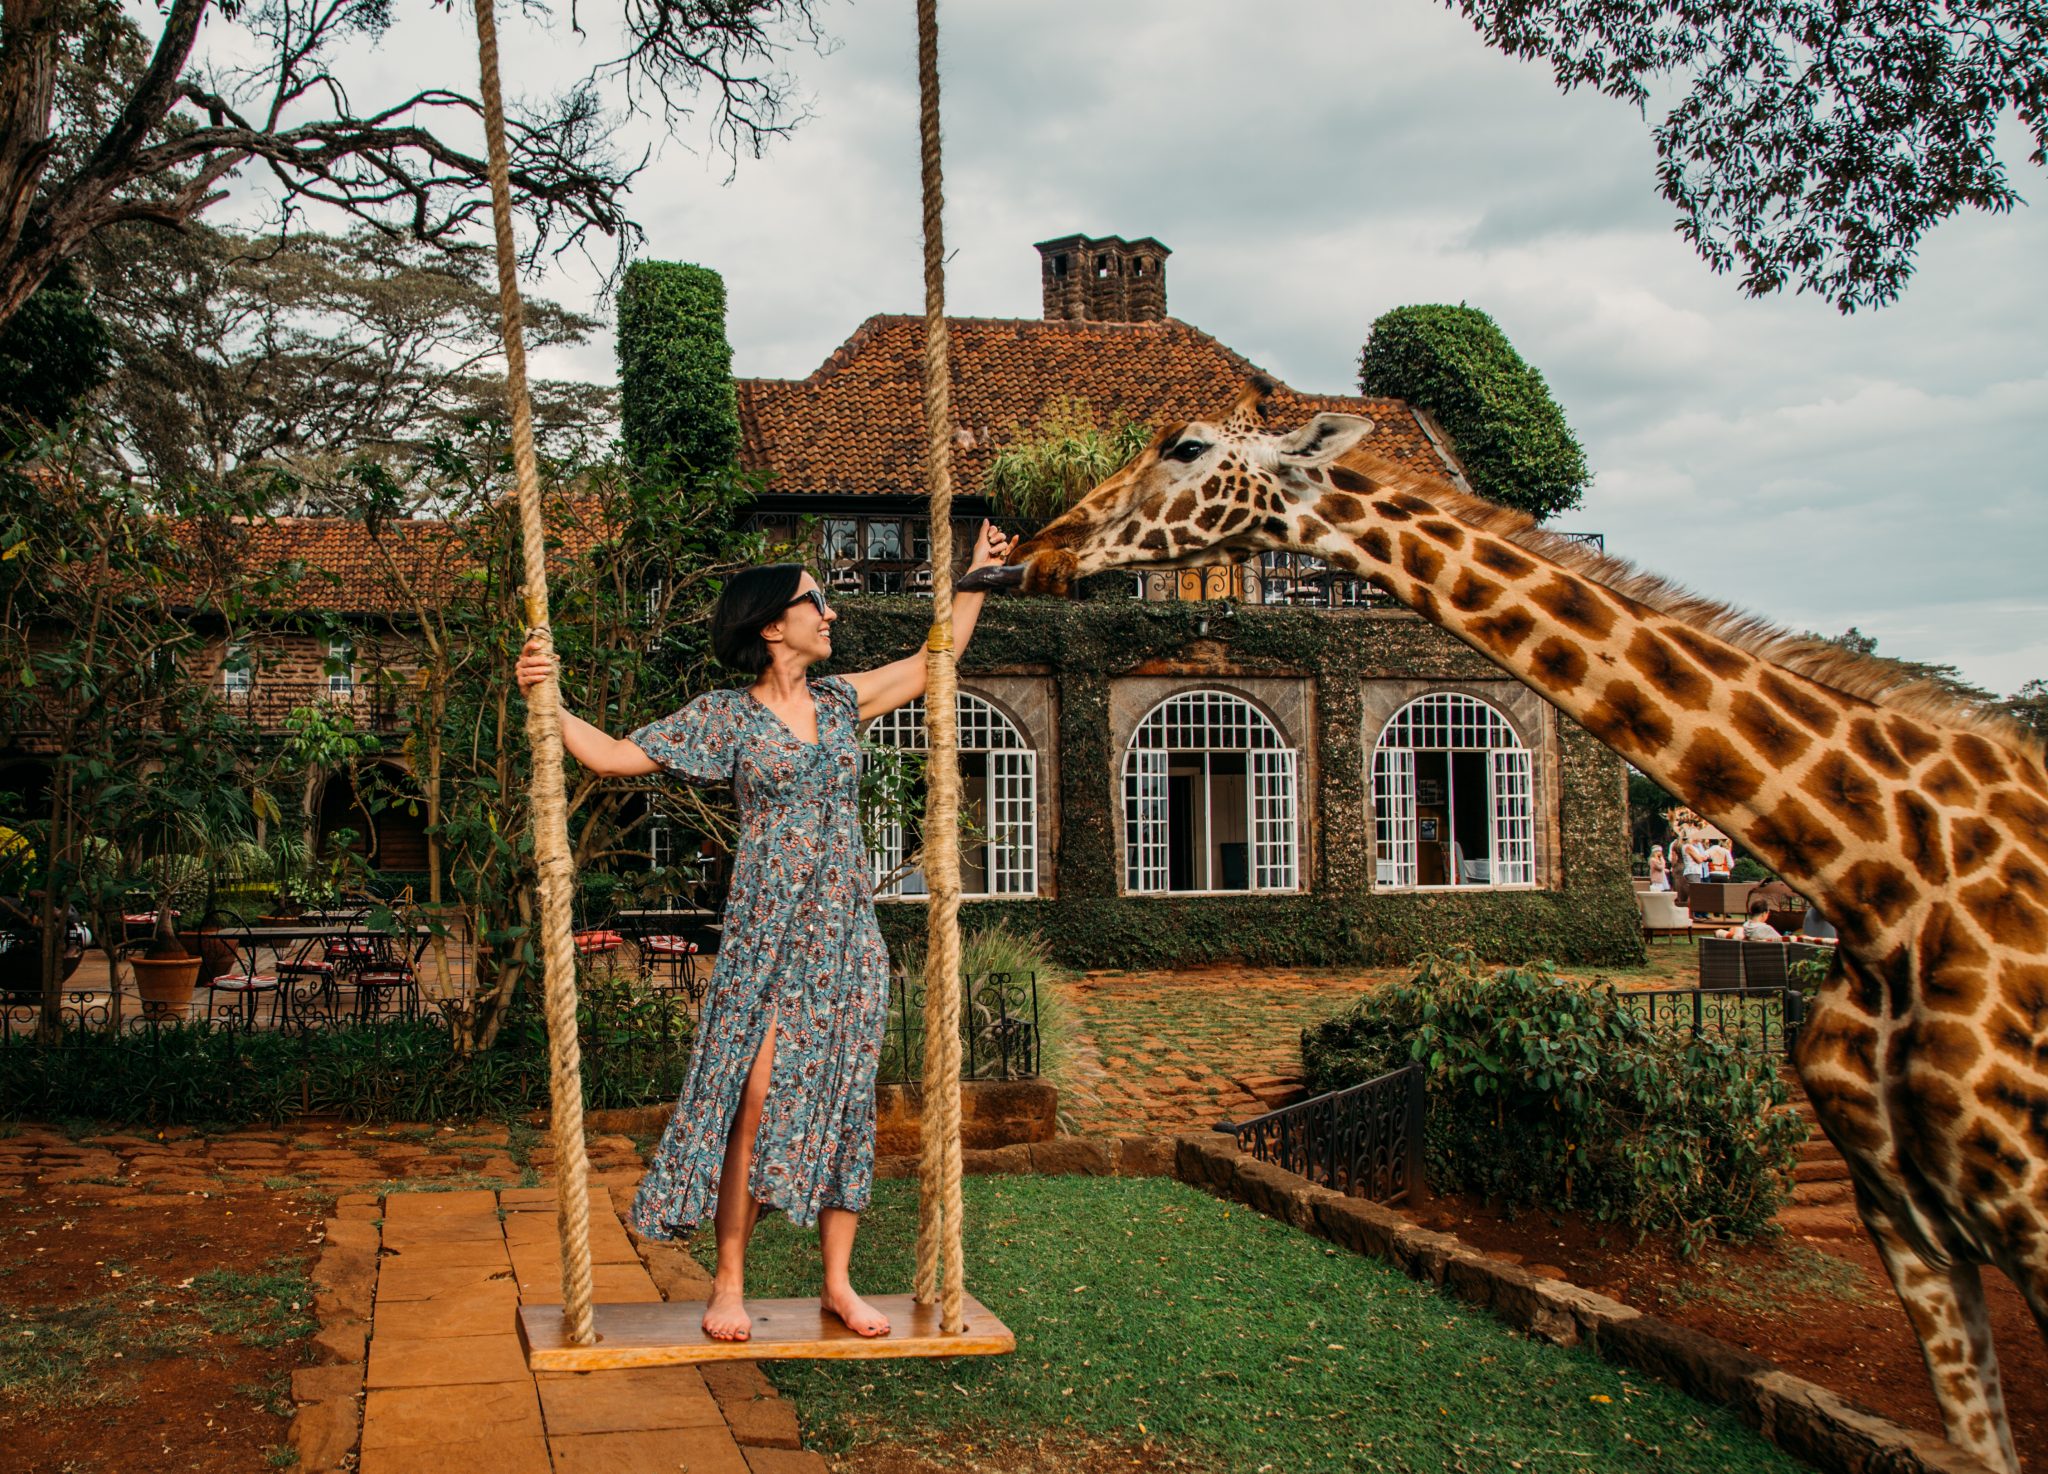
[
  {"xmin": 616, "ymin": 260, "xmax": 740, "ymax": 475},
  {"xmin": 1358, "ymin": 304, "xmax": 1588, "ymax": 521},
  {"xmin": 1302, "ymin": 951, "xmax": 1803, "ymax": 1254},
  {"xmin": 826, "ymin": 596, "xmax": 1643, "ymax": 970},
  {"xmin": 0, "ymin": 979, "xmax": 693, "ymax": 1127}
]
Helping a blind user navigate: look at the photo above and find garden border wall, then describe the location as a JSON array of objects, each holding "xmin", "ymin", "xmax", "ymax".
[{"xmin": 1171, "ymin": 1132, "xmax": 1996, "ymax": 1474}]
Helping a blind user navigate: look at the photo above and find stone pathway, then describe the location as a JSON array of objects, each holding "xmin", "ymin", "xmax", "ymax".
[{"xmin": 306, "ymin": 1185, "xmax": 822, "ymax": 1474}]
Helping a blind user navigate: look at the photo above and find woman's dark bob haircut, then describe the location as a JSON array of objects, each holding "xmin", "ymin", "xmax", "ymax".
[{"xmin": 710, "ymin": 564, "xmax": 807, "ymax": 675}]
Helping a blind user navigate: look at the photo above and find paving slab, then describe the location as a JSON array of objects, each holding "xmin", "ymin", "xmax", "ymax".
[
  {"xmin": 383, "ymin": 1188, "xmax": 501, "ymax": 1218},
  {"xmin": 373, "ymin": 1262, "xmax": 517, "ymax": 1303},
  {"xmin": 357, "ymin": 1434, "xmax": 552, "ymax": 1474},
  {"xmin": 535, "ymin": 1367, "xmax": 724, "ymax": 1435},
  {"xmin": 365, "ymin": 1331, "xmax": 531, "ymax": 1389},
  {"xmin": 361, "ymin": 1381, "xmax": 544, "ymax": 1448},
  {"xmin": 380, "ymin": 1216, "xmax": 507, "ymax": 1248},
  {"xmin": 373, "ymin": 1283, "xmax": 523, "ymax": 1339},
  {"xmin": 376, "ymin": 1237, "xmax": 510, "ymax": 1270},
  {"xmin": 516, "ymin": 1262, "xmax": 663, "ymax": 1306},
  {"xmin": 497, "ymin": 1186, "xmax": 564, "ymax": 1210},
  {"xmin": 548, "ymin": 1429, "xmax": 751, "ymax": 1474}
]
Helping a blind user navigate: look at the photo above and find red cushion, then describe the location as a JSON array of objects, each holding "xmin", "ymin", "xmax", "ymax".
[
  {"xmin": 574, "ymin": 929, "xmax": 627, "ymax": 954},
  {"xmin": 642, "ymin": 935, "xmax": 699, "ymax": 955}
]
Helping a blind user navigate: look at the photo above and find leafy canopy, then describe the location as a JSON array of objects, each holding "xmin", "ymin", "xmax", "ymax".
[
  {"xmin": 616, "ymin": 261, "xmax": 741, "ymax": 477},
  {"xmin": 981, "ymin": 396, "xmax": 1151, "ymax": 522},
  {"xmin": 1359, "ymin": 304, "xmax": 1588, "ymax": 521},
  {"xmin": 1447, "ymin": 1, "xmax": 2048, "ymax": 312}
]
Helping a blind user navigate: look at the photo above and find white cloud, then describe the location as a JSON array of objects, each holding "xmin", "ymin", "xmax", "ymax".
[{"xmin": 197, "ymin": 0, "xmax": 2048, "ymax": 695}]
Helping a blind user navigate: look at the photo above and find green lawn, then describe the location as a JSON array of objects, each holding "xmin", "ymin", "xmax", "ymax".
[{"xmin": 722, "ymin": 1175, "xmax": 1806, "ymax": 1474}]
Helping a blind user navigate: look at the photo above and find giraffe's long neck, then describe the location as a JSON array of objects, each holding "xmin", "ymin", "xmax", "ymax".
[{"xmin": 1299, "ymin": 468, "xmax": 2040, "ymax": 957}]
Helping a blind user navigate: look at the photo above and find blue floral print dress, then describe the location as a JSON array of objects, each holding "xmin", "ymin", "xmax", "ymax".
[{"xmin": 625, "ymin": 675, "xmax": 890, "ymax": 1235}]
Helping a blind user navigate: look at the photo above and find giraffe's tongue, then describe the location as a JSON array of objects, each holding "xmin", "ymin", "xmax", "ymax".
[{"xmin": 957, "ymin": 563, "xmax": 1026, "ymax": 593}]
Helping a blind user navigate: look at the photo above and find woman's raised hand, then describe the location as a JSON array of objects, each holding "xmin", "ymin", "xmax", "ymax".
[
  {"xmin": 967, "ymin": 519, "xmax": 1015, "ymax": 572},
  {"xmin": 515, "ymin": 636, "xmax": 556, "ymax": 696}
]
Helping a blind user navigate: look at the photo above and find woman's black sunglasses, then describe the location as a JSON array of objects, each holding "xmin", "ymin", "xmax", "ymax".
[{"xmin": 783, "ymin": 588, "xmax": 830, "ymax": 618}]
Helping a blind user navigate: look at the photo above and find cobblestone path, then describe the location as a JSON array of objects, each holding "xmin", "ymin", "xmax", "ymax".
[{"xmin": 1048, "ymin": 950, "xmax": 1699, "ymax": 1138}]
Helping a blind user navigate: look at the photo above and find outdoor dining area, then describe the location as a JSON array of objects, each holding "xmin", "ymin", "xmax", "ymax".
[{"xmin": 0, "ymin": 893, "xmax": 725, "ymax": 1038}]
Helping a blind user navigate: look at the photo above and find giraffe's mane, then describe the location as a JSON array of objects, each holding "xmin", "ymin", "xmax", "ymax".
[{"xmin": 1335, "ymin": 450, "xmax": 2045, "ymax": 763}]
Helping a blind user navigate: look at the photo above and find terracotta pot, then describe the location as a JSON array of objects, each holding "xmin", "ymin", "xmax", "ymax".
[{"xmin": 131, "ymin": 953, "xmax": 202, "ymax": 1019}]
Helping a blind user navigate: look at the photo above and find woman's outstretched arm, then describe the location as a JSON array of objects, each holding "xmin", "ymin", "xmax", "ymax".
[
  {"xmin": 845, "ymin": 520, "xmax": 1015, "ymax": 722},
  {"xmin": 515, "ymin": 640, "xmax": 662, "ymax": 777}
]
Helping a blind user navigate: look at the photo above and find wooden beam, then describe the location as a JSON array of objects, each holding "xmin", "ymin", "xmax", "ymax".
[{"xmin": 518, "ymin": 1293, "xmax": 1015, "ymax": 1370}]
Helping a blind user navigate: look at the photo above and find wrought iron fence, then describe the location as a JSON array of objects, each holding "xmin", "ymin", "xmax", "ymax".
[
  {"xmin": 879, "ymin": 969, "xmax": 1040, "ymax": 1086},
  {"xmin": 1215, "ymin": 1062, "xmax": 1425, "ymax": 1205},
  {"xmin": 1614, "ymin": 984, "xmax": 1808, "ymax": 1058}
]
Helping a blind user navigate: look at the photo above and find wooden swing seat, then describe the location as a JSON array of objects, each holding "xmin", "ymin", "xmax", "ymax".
[{"xmin": 518, "ymin": 1292, "xmax": 1014, "ymax": 1369}]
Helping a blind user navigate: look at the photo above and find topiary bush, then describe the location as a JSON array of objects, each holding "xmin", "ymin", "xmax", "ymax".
[
  {"xmin": 616, "ymin": 260, "xmax": 740, "ymax": 475},
  {"xmin": 1358, "ymin": 304, "xmax": 1588, "ymax": 521},
  {"xmin": 1302, "ymin": 949, "xmax": 1803, "ymax": 1254}
]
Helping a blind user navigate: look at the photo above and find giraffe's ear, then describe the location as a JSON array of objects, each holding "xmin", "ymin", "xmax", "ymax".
[{"xmin": 1276, "ymin": 413, "xmax": 1374, "ymax": 462}]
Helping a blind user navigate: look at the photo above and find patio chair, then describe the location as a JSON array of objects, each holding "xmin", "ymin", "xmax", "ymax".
[
  {"xmin": 1698, "ymin": 937, "xmax": 1745, "ymax": 989},
  {"xmin": 334, "ymin": 920, "xmax": 421, "ymax": 1021},
  {"xmin": 202, "ymin": 917, "xmax": 284, "ymax": 1028},
  {"xmin": 1740, "ymin": 941, "xmax": 1791, "ymax": 990},
  {"xmin": 1635, "ymin": 890, "xmax": 1693, "ymax": 943}
]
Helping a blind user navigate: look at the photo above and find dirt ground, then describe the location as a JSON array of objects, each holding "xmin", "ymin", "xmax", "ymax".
[
  {"xmin": 1416, "ymin": 1191, "xmax": 2045, "ymax": 1463},
  {"xmin": 0, "ymin": 1178, "xmax": 325, "ymax": 1473}
]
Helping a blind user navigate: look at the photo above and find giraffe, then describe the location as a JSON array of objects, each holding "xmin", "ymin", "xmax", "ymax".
[{"xmin": 960, "ymin": 383, "xmax": 2048, "ymax": 1474}]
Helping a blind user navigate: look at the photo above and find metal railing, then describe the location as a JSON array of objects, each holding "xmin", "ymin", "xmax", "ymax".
[
  {"xmin": 879, "ymin": 969, "xmax": 1040, "ymax": 1086},
  {"xmin": 1215, "ymin": 1061, "xmax": 1425, "ymax": 1205},
  {"xmin": 1614, "ymin": 984, "xmax": 1808, "ymax": 1058}
]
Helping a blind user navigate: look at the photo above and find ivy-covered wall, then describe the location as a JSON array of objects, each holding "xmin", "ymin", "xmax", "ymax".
[{"xmin": 823, "ymin": 594, "xmax": 1644, "ymax": 970}]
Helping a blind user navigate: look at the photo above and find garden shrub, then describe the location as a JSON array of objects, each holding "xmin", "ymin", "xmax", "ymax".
[
  {"xmin": 1301, "ymin": 949, "xmax": 1803, "ymax": 1254},
  {"xmin": 1358, "ymin": 304, "xmax": 1588, "ymax": 521},
  {"xmin": 0, "ymin": 974, "xmax": 694, "ymax": 1126},
  {"xmin": 886, "ymin": 919, "xmax": 1067, "ymax": 1084}
]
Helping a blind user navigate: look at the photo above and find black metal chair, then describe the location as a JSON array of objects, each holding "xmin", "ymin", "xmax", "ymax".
[
  {"xmin": 202, "ymin": 915, "xmax": 285, "ymax": 1028},
  {"xmin": 1698, "ymin": 937, "xmax": 1745, "ymax": 989}
]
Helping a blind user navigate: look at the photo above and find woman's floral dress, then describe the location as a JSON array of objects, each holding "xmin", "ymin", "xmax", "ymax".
[{"xmin": 625, "ymin": 675, "xmax": 890, "ymax": 1235}]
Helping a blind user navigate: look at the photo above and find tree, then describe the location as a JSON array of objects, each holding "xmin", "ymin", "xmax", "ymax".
[
  {"xmin": 77, "ymin": 223, "xmax": 613, "ymax": 501},
  {"xmin": 1446, "ymin": 1, "xmax": 2048, "ymax": 312},
  {"xmin": 0, "ymin": 0, "xmax": 824, "ymax": 332},
  {"xmin": 0, "ymin": 263, "xmax": 109, "ymax": 427},
  {"xmin": 1359, "ymin": 304, "xmax": 1589, "ymax": 521},
  {"xmin": 617, "ymin": 261, "xmax": 740, "ymax": 476},
  {"xmin": 981, "ymin": 395, "xmax": 1151, "ymax": 522},
  {"xmin": 1998, "ymin": 679, "xmax": 2048, "ymax": 738}
]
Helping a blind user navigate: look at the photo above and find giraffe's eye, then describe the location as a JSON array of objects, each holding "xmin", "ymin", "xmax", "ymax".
[{"xmin": 1167, "ymin": 439, "xmax": 1208, "ymax": 463}]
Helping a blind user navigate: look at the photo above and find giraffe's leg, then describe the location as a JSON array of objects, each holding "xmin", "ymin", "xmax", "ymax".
[{"xmin": 1859, "ymin": 1187, "xmax": 2020, "ymax": 1474}]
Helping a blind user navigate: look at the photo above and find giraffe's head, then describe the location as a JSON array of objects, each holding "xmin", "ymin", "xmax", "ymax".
[{"xmin": 962, "ymin": 381, "xmax": 1377, "ymax": 596}]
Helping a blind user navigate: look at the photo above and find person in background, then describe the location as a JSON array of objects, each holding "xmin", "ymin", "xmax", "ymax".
[
  {"xmin": 1681, "ymin": 833, "xmax": 1712, "ymax": 882},
  {"xmin": 1719, "ymin": 895, "xmax": 1783, "ymax": 941},
  {"xmin": 1647, "ymin": 845, "xmax": 1670, "ymax": 892},
  {"xmin": 1706, "ymin": 838, "xmax": 1734, "ymax": 880}
]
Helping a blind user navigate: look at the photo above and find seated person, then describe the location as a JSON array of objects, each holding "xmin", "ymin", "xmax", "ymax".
[{"xmin": 1719, "ymin": 895, "xmax": 1783, "ymax": 942}]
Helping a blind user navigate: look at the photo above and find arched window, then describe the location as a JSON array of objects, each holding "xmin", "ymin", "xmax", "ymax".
[
  {"xmin": 1122, "ymin": 689, "xmax": 1298, "ymax": 894},
  {"xmin": 864, "ymin": 693, "xmax": 1037, "ymax": 898},
  {"xmin": 1371, "ymin": 693, "xmax": 1533, "ymax": 889}
]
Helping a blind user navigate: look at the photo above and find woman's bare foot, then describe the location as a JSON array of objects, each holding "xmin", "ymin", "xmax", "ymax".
[
  {"xmin": 702, "ymin": 1280, "xmax": 751, "ymax": 1341},
  {"xmin": 821, "ymin": 1284, "xmax": 890, "ymax": 1338}
]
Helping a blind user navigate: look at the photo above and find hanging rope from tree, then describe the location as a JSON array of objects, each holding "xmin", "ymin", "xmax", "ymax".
[
  {"xmin": 909, "ymin": 0, "xmax": 969, "ymax": 1335},
  {"xmin": 469, "ymin": 0, "xmax": 598, "ymax": 1348}
]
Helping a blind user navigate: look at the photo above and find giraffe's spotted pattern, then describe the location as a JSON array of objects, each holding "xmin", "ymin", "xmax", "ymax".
[{"xmin": 996, "ymin": 397, "xmax": 2048, "ymax": 1474}]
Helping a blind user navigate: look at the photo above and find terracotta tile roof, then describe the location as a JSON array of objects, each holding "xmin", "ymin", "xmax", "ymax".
[
  {"xmin": 184, "ymin": 500, "xmax": 606, "ymax": 617},
  {"xmin": 736, "ymin": 315, "xmax": 1457, "ymax": 497}
]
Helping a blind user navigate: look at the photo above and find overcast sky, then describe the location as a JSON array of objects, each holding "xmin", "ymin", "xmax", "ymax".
[{"xmin": 308, "ymin": 0, "xmax": 2046, "ymax": 695}]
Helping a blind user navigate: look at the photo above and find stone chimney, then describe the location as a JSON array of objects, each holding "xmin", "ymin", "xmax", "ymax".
[{"xmin": 1035, "ymin": 234, "xmax": 1170, "ymax": 322}]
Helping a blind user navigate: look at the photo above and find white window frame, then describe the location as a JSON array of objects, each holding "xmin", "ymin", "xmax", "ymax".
[
  {"xmin": 1120, "ymin": 688, "xmax": 1300, "ymax": 896},
  {"xmin": 327, "ymin": 639, "xmax": 354, "ymax": 695},
  {"xmin": 221, "ymin": 640, "xmax": 252, "ymax": 697},
  {"xmin": 1371, "ymin": 692, "xmax": 1536, "ymax": 891},
  {"xmin": 862, "ymin": 692, "xmax": 1038, "ymax": 899}
]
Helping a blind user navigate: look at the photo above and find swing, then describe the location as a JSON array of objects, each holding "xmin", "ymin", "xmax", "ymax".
[{"xmin": 465, "ymin": 0, "xmax": 1014, "ymax": 1367}]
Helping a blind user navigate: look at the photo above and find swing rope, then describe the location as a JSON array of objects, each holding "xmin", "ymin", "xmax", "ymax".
[
  {"xmin": 470, "ymin": 0, "xmax": 598, "ymax": 1346},
  {"xmin": 909, "ymin": 0, "xmax": 969, "ymax": 1333}
]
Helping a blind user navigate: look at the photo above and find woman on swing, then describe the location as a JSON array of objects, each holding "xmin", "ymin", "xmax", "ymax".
[{"xmin": 515, "ymin": 521, "xmax": 1014, "ymax": 1342}]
